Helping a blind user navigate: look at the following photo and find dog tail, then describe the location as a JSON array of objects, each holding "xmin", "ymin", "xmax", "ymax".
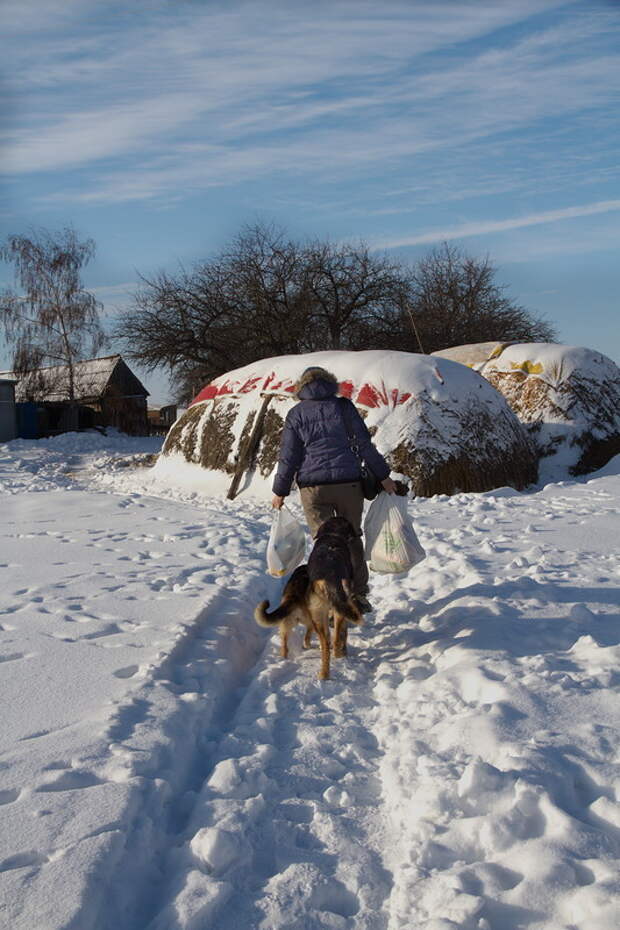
[
  {"xmin": 254, "ymin": 600, "xmax": 289, "ymax": 627},
  {"xmin": 313, "ymin": 580, "xmax": 363, "ymax": 624}
]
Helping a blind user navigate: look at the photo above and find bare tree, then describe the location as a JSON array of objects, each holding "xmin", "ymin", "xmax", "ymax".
[
  {"xmin": 0, "ymin": 227, "xmax": 106, "ymax": 400},
  {"xmin": 117, "ymin": 224, "xmax": 312, "ymax": 399},
  {"xmin": 115, "ymin": 225, "xmax": 556, "ymax": 402},
  {"xmin": 398, "ymin": 242, "xmax": 556, "ymax": 353},
  {"xmin": 302, "ymin": 238, "xmax": 407, "ymax": 350},
  {"xmin": 116, "ymin": 223, "xmax": 410, "ymax": 400}
]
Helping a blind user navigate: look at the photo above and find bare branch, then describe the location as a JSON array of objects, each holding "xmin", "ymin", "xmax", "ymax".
[
  {"xmin": 0, "ymin": 226, "xmax": 107, "ymax": 400},
  {"xmin": 112, "ymin": 224, "xmax": 557, "ymax": 403}
]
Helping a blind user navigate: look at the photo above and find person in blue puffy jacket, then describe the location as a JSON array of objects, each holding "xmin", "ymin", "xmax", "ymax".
[{"xmin": 272, "ymin": 366, "xmax": 397, "ymax": 612}]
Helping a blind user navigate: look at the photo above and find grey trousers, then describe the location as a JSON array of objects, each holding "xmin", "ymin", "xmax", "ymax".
[{"xmin": 299, "ymin": 481, "xmax": 369, "ymax": 596}]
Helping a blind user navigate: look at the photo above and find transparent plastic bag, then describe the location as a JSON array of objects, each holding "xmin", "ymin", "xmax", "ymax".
[
  {"xmin": 364, "ymin": 492, "xmax": 426, "ymax": 574},
  {"xmin": 266, "ymin": 507, "xmax": 306, "ymax": 577}
]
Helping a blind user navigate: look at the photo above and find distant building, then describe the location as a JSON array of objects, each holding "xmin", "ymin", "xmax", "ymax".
[
  {"xmin": 0, "ymin": 355, "xmax": 150, "ymax": 437},
  {"xmin": 0, "ymin": 379, "xmax": 17, "ymax": 442},
  {"xmin": 147, "ymin": 403, "xmax": 186, "ymax": 435}
]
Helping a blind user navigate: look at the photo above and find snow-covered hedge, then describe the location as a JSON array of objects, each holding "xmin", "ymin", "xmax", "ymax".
[{"xmin": 160, "ymin": 350, "xmax": 537, "ymax": 497}]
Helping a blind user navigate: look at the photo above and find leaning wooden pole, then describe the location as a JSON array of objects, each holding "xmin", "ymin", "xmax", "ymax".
[
  {"xmin": 405, "ymin": 303, "xmax": 426, "ymax": 354},
  {"xmin": 227, "ymin": 394, "xmax": 273, "ymax": 500}
]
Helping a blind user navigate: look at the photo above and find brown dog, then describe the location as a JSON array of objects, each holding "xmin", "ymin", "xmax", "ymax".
[{"xmin": 255, "ymin": 518, "xmax": 363, "ymax": 679}]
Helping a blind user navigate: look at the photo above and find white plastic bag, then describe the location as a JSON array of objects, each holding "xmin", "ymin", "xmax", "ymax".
[
  {"xmin": 364, "ymin": 492, "xmax": 426, "ymax": 574},
  {"xmin": 266, "ymin": 507, "xmax": 306, "ymax": 577}
]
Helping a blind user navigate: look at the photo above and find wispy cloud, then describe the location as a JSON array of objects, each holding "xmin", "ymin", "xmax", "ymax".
[
  {"xmin": 91, "ymin": 282, "xmax": 136, "ymax": 318},
  {"xmin": 91, "ymin": 281, "xmax": 136, "ymax": 300},
  {"xmin": 2, "ymin": 1, "xmax": 617, "ymax": 370},
  {"xmin": 372, "ymin": 200, "xmax": 620, "ymax": 249},
  {"xmin": 1, "ymin": 0, "xmax": 619, "ymax": 283},
  {"xmin": 4, "ymin": 0, "xmax": 603, "ymax": 196}
]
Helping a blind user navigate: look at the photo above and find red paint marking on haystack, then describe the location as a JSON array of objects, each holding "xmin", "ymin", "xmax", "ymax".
[{"xmin": 191, "ymin": 372, "xmax": 413, "ymax": 408}]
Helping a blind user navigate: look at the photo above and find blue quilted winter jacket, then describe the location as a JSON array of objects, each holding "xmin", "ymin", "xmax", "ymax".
[{"xmin": 272, "ymin": 377, "xmax": 391, "ymax": 497}]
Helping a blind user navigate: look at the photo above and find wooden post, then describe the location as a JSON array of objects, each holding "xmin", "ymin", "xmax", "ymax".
[
  {"xmin": 227, "ymin": 394, "xmax": 272, "ymax": 500},
  {"xmin": 405, "ymin": 303, "xmax": 426, "ymax": 354}
]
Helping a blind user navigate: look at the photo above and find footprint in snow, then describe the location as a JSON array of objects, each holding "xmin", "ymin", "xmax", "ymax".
[
  {"xmin": 63, "ymin": 613, "xmax": 91, "ymax": 624},
  {"xmin": 459, "ymin": 861, "xmax": 524, "ymax": 895},
  {"xmin": 278, "ymin": 801, "xmax": 315, "ymax": 824},
  {"xmin": 19, "ymin": 728, "xmax": 55, "ymax": 741},
  {"xmin": 35, "ymin": 769, "xmax": 103, "ymax": 792},
  {"xmin": 81, "ymin": 623, "xmax": 123, "ymax": 639},
  {"xmin": 0, "ymin": 851, "xmax": 48, "ymax": 873},
  {"xmin": 113, "ymin": 665, "xmax": 140, "ymax": 679},
  {"xmin": 0, "ymin": 605, "xmax": 21, "ymax": 615},
  {"xmin": 570, "ymin": 604, "xmax": 596, "ymax": 622},
  {"xmin": 309, "ymin": 879, "xmax": 360, "ymax": 919}
]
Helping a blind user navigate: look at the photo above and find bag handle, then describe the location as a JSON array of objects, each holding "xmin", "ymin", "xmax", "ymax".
[{"xmin": 272, "ymin": 502, "xmax": 296, "ymax": 518}]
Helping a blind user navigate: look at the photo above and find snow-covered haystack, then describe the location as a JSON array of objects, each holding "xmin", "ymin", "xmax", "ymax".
[
  {"xmin": 161, "ymin": 350, "xmax": 537, "ymax": 497},
  {"xmin": 435, "ymin": 343, "xmax": 620, "ymax": 477},
  {"xmin": 431, "ymin": 341, "xmax": 508, "ymax": 369}
]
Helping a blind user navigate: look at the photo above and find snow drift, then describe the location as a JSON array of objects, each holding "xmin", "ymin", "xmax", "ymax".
[
  {"xmin": 433, "ymin": 342, "xmax": 620, "ymax": 479},
  {"xmin": 160, "ymin": 350, "xmax": 538, "ymax": 497}
]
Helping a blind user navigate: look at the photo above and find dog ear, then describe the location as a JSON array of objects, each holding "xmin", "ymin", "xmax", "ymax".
[
  {"xmin": 334, "ymin": 516, "xmax": 355, "ymax": 538},
  {"xmin": 331, "ymin": 516, "xmax": 356, "ymax": 538}
]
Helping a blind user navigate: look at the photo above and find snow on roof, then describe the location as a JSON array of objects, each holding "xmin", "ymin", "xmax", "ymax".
[{"xmin": 0, "ymin": 355, "xmax": 141, "ymax": 402}]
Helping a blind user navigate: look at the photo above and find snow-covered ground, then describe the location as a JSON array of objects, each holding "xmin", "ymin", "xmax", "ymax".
[{"xmin": 1, "ymin": 432, "xmax": 619, "ymax": 930}]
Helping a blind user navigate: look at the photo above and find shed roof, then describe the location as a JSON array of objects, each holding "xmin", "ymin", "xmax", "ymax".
[{"xmin": 0, "ymin": 355, "xmax": 148, "ymax": 402}]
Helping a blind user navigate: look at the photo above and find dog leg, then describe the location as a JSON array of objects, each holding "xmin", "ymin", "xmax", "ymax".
[
  {"xmin": 333, "ymin": 614, "xmax": 348, "ymax": 658},
  {"xmin": 303, "ymin": 626, "xmax": 313, "ymax": 649},
  {"xmin": 314, "ymin": 619, "xmax": 331, "ymax": 680},
  {"xmin": 280, "ymin": 626, "xmax": 289, "ymax": 659}
]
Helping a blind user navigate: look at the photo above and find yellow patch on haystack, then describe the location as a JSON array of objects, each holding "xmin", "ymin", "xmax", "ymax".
[
  {"xmin": 509, "ymin": 360, "xmax": 544, "ymax": 375},
  {"xmin": 488, "ymin": 342, "xmax": 512, "ymax": 361}
]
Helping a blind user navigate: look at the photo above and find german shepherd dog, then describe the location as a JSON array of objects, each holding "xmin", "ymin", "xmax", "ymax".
[{"xmin": 255, "ymin": 517, "xmax": 363, "ymax": 679}]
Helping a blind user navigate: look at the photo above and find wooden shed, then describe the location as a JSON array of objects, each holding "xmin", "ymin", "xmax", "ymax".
[{"xmin": 0, "ymin": 355, "xmax": 150, "ymax": 436}]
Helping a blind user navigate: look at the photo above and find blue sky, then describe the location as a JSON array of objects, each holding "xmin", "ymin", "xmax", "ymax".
[{"xmin": 1, "ymin": 0, "xmax": 619, "ymax": 405}]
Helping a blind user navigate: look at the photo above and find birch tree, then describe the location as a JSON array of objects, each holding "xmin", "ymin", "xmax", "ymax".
[{"xmin": 0, "ymin": 227, "xmax": 106, "ymax": 400}]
